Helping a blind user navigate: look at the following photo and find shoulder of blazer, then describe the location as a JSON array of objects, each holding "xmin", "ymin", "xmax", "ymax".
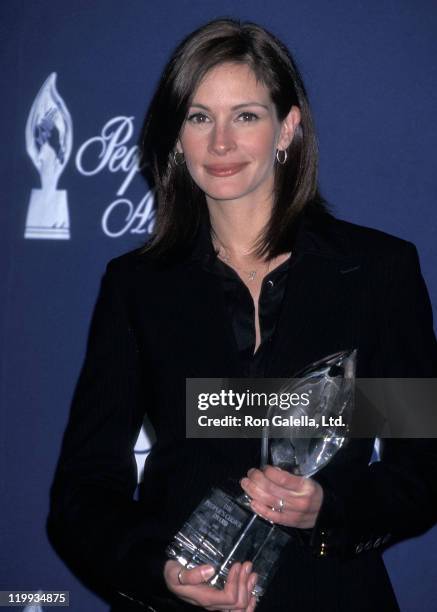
[
  {"xmin": 104, "ymin": 246, "xmax": 169, "ymax": 284},
  {"xmin": 331, "ymin": 217, "xmax": 415, "ymax": 256},
  {"xmin": 297, "ymin": 210, "xmax": 418, "ymax": 262},
  {"xmin": 100, "ymin": 246, "xmax": 197, "ymax": 307}
]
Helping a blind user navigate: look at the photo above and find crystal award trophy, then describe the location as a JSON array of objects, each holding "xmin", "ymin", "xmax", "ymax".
[{"xmin": 167, "ymin": 350, "xmax": 357, "ymax": 599}]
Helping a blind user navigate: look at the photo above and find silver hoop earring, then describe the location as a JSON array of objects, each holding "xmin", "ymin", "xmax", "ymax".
[
  {"xmin": 172, "ymin": 150, "xmax": 185, "ymax": 166},
  {"xmin": 276, "ymin": 149, "xmax": 287, "ymax": 165}
]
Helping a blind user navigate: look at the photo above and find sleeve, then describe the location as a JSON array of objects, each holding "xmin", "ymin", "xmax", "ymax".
[
  {"xmin": 46, "ymin": 260, "xmax": 170, "ymax": 608},
  {"xmin": 308, "ymin": 241, "xmax": 437, "ymax": 558}
]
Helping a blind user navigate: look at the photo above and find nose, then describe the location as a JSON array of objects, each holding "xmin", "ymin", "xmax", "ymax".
[{"xmin": 208, "ymin": 122, "xmax": 236, "ymax": 156}]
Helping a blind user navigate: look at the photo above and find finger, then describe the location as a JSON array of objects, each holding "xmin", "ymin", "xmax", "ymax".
[
  {"xmin": 201, "ymin": 563, "xmax": 241, "ymax": 610},
  {"xmin": 222, "ymin": 561, "xmax": 241, "ymax": 605},
  {"xmin": 220, "ymin": 563, "xmax": 253, "ymax": 611},
  {"xmin": 247, "ymin": 571, "xmax": 258, "ymax": 594},
  {"xmin": 241, "ymin": 470, "xmax": 282, "ymax": 505},
  {"xmin": 176, "ymin": 563, "xmax": 216, "ymax": 586},
  {"xmin": 242, "ymin": 596, "xmax": 257, "ymax": 612},
  {"xmin": 179, "ymin": 567, "xmax": 239, "ymax": 609},
  {"xmin": 241, "ymin": 475, "xmax": 294, "ymax": 515},
  {"xmin": 234, "ymin": 561, "xmax": 252, "ymax": 608},
  {"xmin": 262, "ymin": 465, "xmax": 308, "ymax": 493},
  {"xmin": 243, "ymin": 467, "xmax": 303, "ymax": 502},
  {"xmin": 260, "ymin": 465, "xmax": 311, "ymax": 497},
  {"xmin": 241, "ymin": 476, "xmax": 286, "ymax": 510},
  {"xmin": 246, "ymin": 573, "xmax": 259, "ymax": 611}
]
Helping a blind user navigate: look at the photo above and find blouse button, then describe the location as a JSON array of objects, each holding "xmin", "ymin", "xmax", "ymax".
[{"xmin": 267, "ymin": 280, "xmax": 274, "ymax": 288}]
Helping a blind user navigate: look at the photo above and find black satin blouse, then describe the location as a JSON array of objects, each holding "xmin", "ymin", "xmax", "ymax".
[{"xmin": 204, "ymin": 254, "xmax": 291, "ymax": 377}]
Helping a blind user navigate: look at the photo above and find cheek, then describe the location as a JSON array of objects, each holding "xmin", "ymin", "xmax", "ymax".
[
  {"xmin": 247, "ymin": 129, "xmax": 278, "ymax": 162},
  {"xmin": 179, "ymin": 135, "xmax": 205, "ymax": 186},
  {"xmin": 180, "ymin": 127, "xmax": 204, "ymax": 153},
  {"xmin": 180, "ymin": 135, "xmax": 205, "ymax": 174}
]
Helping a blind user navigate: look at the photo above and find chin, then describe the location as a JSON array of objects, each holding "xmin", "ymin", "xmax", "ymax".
[
  {"xmin": 204, "ymin": 188, "xmax": 248, "ymax": 201},
  {"xmin": 201, "ymin": 181, "xmax": 250, "ymax": 201}
]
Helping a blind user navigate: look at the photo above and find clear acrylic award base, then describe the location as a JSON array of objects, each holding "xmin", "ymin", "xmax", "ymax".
[{"xmin": 166, "ymin": 487, "xmax": 291, "ymax": 598}]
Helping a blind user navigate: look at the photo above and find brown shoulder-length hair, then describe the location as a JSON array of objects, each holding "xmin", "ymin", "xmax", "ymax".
[{"xmin": 140, "ymin": 18, "xmax": 326, "ymax": 259}]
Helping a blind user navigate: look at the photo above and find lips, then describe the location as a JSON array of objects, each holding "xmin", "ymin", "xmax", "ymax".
[{"xmin": 204, "ymin": 163, "xmax": 249, "ymax": 177}]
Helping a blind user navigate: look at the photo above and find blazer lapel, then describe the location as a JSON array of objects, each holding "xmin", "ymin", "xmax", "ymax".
[
  {"xmin": 264, "ymin": 252, "xmax": 363, "ymax": 377},
  {"xmin": 264, "ymin": 212, "xmax": 363, "ymax": 377}
]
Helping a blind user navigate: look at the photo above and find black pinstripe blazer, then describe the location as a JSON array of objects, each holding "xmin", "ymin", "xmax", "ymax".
[{"xmin": 47, "ymin": 208, "xmax": 437, "ymax": 611}]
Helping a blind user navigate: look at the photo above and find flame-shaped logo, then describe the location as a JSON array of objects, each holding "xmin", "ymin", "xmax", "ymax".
[{"xmin": 25, "ymin": 73, "xmax": 73, "ymax": 239}]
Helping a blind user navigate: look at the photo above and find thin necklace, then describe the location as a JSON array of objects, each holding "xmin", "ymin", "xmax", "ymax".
[{"xmin": 213, "ymin": 235, "xmax": 270, "ymax": 282}]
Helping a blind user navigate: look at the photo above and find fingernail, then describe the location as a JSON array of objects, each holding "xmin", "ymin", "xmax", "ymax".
[
  {"xmin": 245, "ymin": 563, "xmax": 252, "ymax": 574},
  {"xmin": 201, "ymin": 566, "xmax": 215, "ymax": 580},
  {"xmin": 273, "ymin": 466, "xmax": 283, "ymax": 471}
]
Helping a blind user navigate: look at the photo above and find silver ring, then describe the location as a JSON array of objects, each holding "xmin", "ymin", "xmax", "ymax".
[
  {"xmin": 272, "ymin": 498, "xmax": 285, "ymax": 512},
  {"xmin": 177, "ymin": 568, "xmax": 185, "ymax": 585},
  {"xmin": 250, "ymin": 588, "xmax": 261, "ymax": 602}
]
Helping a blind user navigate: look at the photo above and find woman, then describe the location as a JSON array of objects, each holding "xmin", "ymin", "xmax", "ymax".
[{"xmin": 48, "ymin": 18, "xmax": 437, "ymax": 612}]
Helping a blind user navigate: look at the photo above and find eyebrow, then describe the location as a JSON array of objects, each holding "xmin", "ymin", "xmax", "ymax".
[{"xmin": 189, "ymin": 102, "xmax": 270, "ymax": 111}]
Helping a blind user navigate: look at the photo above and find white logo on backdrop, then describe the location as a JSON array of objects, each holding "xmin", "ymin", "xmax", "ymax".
[
  {"xmin": 25, "ymin": 73, "xmax": 73, "ymax": 239},
  {"xmin": 25, "ymin": 74, "xmax": 155, "ymax": 240},
  {"xmin": 76, "ymin": 116, "xmax": 155, "ymax": 237}
]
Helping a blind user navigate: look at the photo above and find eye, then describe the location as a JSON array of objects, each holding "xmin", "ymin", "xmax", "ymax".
[
  {"xmin": 237, "ymin": 112, "xmax": 259, "ymax": 122},
  {"xmin": 187, "ymin": 112, "xmax": 210, "ymax": 124}
]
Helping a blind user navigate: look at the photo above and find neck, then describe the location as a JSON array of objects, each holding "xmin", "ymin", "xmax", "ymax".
[{"xmin": 207, "ymin": 195, "xmax": 273, "ymax": 262}]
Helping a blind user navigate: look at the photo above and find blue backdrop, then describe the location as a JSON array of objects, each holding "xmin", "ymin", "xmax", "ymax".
[{"xmin": 1, "ymin": 1, "xmax": 437, "ymax": 611}]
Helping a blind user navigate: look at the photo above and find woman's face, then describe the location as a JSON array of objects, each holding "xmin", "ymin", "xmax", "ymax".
[{"xmin": 177, "ymin": 62, "xmax": 300, "ymax": 207}]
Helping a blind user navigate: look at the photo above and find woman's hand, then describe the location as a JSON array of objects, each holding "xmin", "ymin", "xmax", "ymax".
[
  {"xmin": 240, "ymin": 465, "xmax": 323, "ymax": 529},
  {"xmin": 164, "ymin": 559, "xmax": 258, "ymax": 611}
]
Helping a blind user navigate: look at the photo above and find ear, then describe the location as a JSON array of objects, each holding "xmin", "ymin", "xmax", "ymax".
[
  {"xmin": 175, "ymin": 139, "xmax": 183, "ymax": 154},
  {"xmin": 277, "ymin": 105, "xmax": 301, "ymax": 150}
]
